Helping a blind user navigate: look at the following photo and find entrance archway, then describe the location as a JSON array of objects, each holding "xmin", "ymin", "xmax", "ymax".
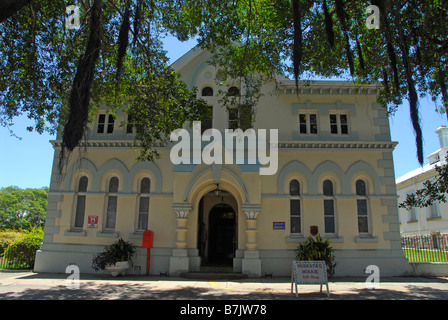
[{"xmin": 197, "ymin": 191, "xmax": 237, "ymax": 268}]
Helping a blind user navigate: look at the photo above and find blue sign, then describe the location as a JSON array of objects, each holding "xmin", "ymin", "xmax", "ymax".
[{"xmin": 273, "ymin": 222, "xmax": 285, "ymax": 230}]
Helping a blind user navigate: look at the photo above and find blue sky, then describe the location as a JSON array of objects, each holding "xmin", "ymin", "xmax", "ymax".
[{"xmin": 0, "ymin": 37, "xmax": 446, "ymax": 189}]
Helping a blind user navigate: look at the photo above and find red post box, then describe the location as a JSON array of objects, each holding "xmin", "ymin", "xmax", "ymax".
[
  {"xmin": 142, "ymin": 230, "xmax": 154, "ymax": 249},
  {"xmin": 142, "ymin": 230, "xmax": 154, "ymax": 275}
]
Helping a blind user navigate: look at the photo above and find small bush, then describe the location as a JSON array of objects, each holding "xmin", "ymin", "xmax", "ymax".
[
  {"xmin": 3, "ymin": 227, "xmax": 44, "ymax": 269},
  {"xmin": 0, "ymin": 229, "xmax": 22, "ymax": 255},
  {"xmin": 295, "ymin": 235, "xmax": 336, "ymax": 277},
  {"xmin": 92, "ymin": 238, "xmax": 137, "ymax": 271}
]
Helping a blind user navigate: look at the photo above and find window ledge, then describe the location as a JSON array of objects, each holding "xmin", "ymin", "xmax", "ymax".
[
  {"xmin": 64, "ymin": 229, "xmax": 86, "ymax": 237},
  {"xmin": 407, "ymin": 220, "xmax": 418, "ymax": 224},
  {"xmin": 324, "ymin": 235, "xmax": 344, "ymax": 243},
  {"xmin": 355, "ymin": 236, "xmax": 378, "ymax": 243},
  {"xmin": 285, "ymin": 235, "xmax": 307, "ymax": 243},
  {"xmin": 96, "ymin": 231, "xmax": 119, "ymax": 238},
  {"xmin": 129, "ymin": 232, "xmax": 144, "ymax": 239},
  {"xmin": 427, "ymin": 216, "xmax": 442, "ymax": 221}
]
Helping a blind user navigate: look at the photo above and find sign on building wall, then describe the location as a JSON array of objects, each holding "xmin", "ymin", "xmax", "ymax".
[
  {"xmin": 291, "ymin": 261, "xmax": 330, "ymax": 297},
  {"xmin": 88, "ymin": 216, "xmax": 98, "ymax": 228},
  {"xmin": 273, "ymin": 222, "xmax": 285, "ymax": 230}
]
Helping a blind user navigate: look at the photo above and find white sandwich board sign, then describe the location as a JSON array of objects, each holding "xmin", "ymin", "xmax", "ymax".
[{"xmin": 291, "ymin": 260, "xmax": 330, "ymax": 297}]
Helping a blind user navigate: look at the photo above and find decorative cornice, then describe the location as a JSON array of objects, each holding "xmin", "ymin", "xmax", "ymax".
[
  {"xmin": 50, "ymin": 140, "xmax": 166, "ymax": 149},
  {"xmin": 276, "ymin": 141, "xmax": 397, "ymax": 150},
  {"xmin": 280, "ymin": 80, "xmax": 379, "ymax": 96},
  {"xmin": 50, "ymin": 140, "xmax": 396, "ymax": 151}
]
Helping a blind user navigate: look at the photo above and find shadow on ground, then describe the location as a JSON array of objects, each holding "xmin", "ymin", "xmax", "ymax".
[{"xmin": 0, "ymin": 272, "xmax": 447, "ymax": 300}]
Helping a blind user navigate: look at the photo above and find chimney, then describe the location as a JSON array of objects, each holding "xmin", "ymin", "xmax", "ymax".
[{"xmin": 436, "ymin": 126, "xmax": 448, "ymax": 149}]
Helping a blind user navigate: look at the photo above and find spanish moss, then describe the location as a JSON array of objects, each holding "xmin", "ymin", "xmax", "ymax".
[
  {"xmin": 116, "ymin": 0, "xmax": 131, "ymax": 85},
  {"xmin": 133, "ymin": 0, "xmax": 142, "ymax": 46},
  {"xmin": 322, "ymin": 0, "xmax": 334, "ymax": 48},
  {"xmin": 60, "ymin": 0, "xmax": 102, "ymax": 172},
  {"xmin": 292, "ymin": 0, "xmax": 302, "ymax": 89},
  {"xmin": 356, "ymin": 38, "xmax": 365, "ymax": 70}
]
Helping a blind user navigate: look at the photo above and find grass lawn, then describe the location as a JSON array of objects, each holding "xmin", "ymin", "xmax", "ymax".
[{"xmin": 403, "ymin": 249, "xmax": 448, "ymax": 262}]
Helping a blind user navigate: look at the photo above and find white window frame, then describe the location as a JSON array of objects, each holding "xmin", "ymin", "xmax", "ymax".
[
  {"xmin": 323, "ymin": 179, "xmax": 336, "ymax": 235},
  {"xmin": 427, "ymin": 202, "xmax": 440, "ymax": 219},
  {"xmin": 298, "ymin": 112, "xmax": 318, "ymax": 135},
  {"xmin": 405, "ymin": 190, "xmax": 418, "ymax": 222},
  {"xmin": 105, "ymin": 176, "xmax": 119, "ymax": 231},
  {"xmin": 73, "ymin": 176, "xmax": 88, "ymax": 230},
  {"xmin": 97, "ymin": 113, "xmax": 115, "ymax": 134},
  {"xmin": 289, "ymin": 179, "xmax": 302, "ymax": 235},
  {"xmin": 329, "ymin": 112, "xmax": 349, "ymax": 135},
  {"xmin": 355, "ymin": 179, "xmax": 370, "ymax": 235},
  {"xmin": 137, "ymin": 177, "xmax": 151, "ymax": 231}
]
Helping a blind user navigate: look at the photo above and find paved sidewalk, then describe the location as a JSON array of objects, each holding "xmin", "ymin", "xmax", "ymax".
[{"xmin": 0, "ymin": 271, "xmax": 447, "ymax": 300}]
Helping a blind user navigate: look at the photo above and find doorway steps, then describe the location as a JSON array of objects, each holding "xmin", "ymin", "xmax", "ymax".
[{"xmin": 182, "ymin": 266, "xmax": 247, "ymax": 280}]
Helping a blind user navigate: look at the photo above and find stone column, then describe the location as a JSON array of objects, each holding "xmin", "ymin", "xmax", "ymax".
[
  {"xmin": 245, "ymin": 209, "xmax": 259, "ymax": 250},
  {"xmin": 170, "ymin": 203, "xmax": 192, "ymax": 276},
  {"xmin": 242, "ymin": 204, "xmax": 262, "ymax": 277},
  {"xmin": 174, "ymin": 209, "xmax": 189, "ymax": 249}
]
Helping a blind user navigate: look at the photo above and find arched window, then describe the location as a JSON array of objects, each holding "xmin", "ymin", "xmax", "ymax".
[
  {"xmin": 356, "ymin": 179, "xmax": 369, "ymax": 234},
  {"xmin": 289, "ymin": 179, "xmax": 300, "ymax": 196},
  {"xmin": 137, "ymin": 178, "xmax": 151, "ymax": 231},
  {"xmin": 202, "ymin": 86, "xmax": 213, "ymax": 97},
  {"xmin": 323, "ymin": 179, "xmax": 334, "ymax": 196},
  {"xmin": 105, "ymin": 177, "xmax": 119, "ymax": 230},
  {"xmin": 74, "ymin": 176, "xmax": 88, "ymax": 229},
  {"xmin": 228, "ymin": 86, "xmax": 240, "ymax": 96},
  {"xmin": 356, "ymin": 179, "xmax": 366, "ymax": 196},
  {"xmin": 323, "ymin": 179, "xmax": 335, "ymax": 234},
  {"xmin": 289, "ymin": 179, "xmax": 301, "ymax": 234}
]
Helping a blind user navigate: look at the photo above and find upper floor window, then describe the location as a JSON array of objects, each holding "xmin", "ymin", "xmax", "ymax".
[
  {"xmin": 200, "ymin": 105, "xmax": 213, "ymax": 134},
  {"xmin": 330, "ymin": 113, "xmax": 349, "ymax": 135},
  {"xmin": 202, "ymin": 86, "xmax": 213, "ymax": 97},
  {"xmin": 228, "ymin": 105, "xmax": 252, "ymax": 130},
  {"xmin": 98, "ymin": 114, "xmax": 114, "ymax": 134},
  {"xmin": 228, "ymin": 86, "xmax": 240, "ymax": 96},
  {"xmin": 428, "ymin": 202, "xmax": 440, "ymax": 219},
  {"xmin": 299, "ymin": 113, "xmax": 318, "ymax": 134},
  {"xmin": 226, "ymin": 86, "xmax": 252, "ymax": 130},
  {"xmin": 126, "ymin": 114, "xmax": 134, "ymax": 134}
]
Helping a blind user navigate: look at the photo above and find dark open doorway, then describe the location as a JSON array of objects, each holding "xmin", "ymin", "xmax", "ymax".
[{"xmin": 208, "ymin": 203, "xmax": 236, "ymax": 266}]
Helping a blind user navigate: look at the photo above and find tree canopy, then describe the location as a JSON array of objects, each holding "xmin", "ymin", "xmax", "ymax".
[
  {"xmin": 1, "ymin": 0, "xmax": 447, "ymax": 167},
  {"xmin": 0, "ymin": 186, "xmax": 48, "ymax": 229}
]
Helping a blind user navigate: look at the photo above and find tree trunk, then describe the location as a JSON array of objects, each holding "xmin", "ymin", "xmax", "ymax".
[{"xmin": 0, "ymin": 0, "xmax": 33, "ymax": 23}]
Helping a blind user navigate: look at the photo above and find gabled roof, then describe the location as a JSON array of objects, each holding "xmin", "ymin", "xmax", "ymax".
[
  {"xmin": 170, "ymin": 44, "xmax": 204, "ymax": 72},
  {"xmin": 170, "ymin": 44, "xmax": 380, "ymax": 96}
]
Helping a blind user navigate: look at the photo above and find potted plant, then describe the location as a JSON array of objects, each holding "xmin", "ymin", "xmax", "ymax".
[
  {"xmin": 295, "ymin": 234, "xmax": 336, "ymax": 277},
  {"xmin": 92, "ymin": 238, "xmax": 137, "ymax": 276}
]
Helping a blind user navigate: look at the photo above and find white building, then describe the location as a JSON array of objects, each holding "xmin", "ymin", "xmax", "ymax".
[{"xmin": 396, "ymin": 126, "xmax": 448, "ymax": 236}]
